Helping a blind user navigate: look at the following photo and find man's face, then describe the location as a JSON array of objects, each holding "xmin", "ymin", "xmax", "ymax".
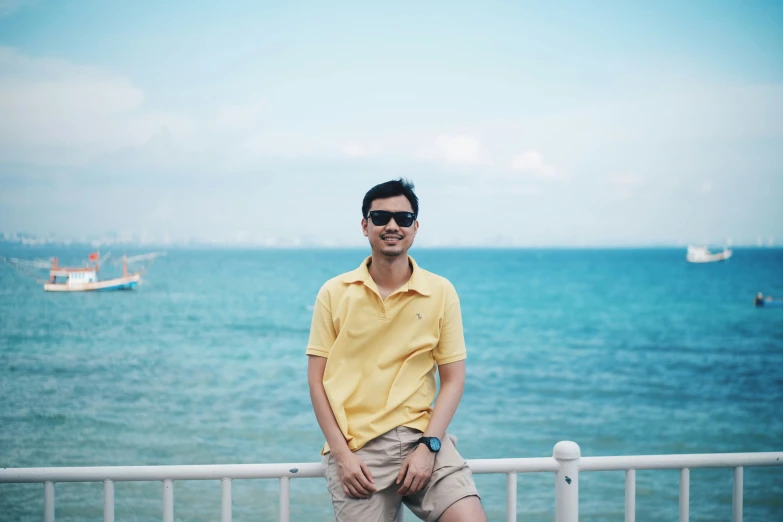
[{"xmin": 362, "ymin": 195, "xmax": 418, "ymax": 258}]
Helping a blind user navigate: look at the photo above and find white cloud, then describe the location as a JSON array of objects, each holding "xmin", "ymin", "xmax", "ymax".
[
  {"xmin": 603, "ymin": 188, "xmax": 632, "ymax": 201},
  {"xmin": 0, "ymin": 47, "xmax": 193, "ymax": 164},
  {"xmin": 478, "ymin": 184, "xmax": 542, "ymax": 196},
  {"xmin": 342, "ymin": 142, "xmax": 380, "ymax": 158},
  {"xmin": 611, "ymin": 174, "xmax": 643, "ymax": 185},
  {"xmin": 433, "ymin": 135, "xmax": 481, "ymax": 164},
  {"xmin": 510, "ymin": 150, "xmax": 561, "ymax": 178},
  {"xmin": 699, "ymin": 181, "xmax": 713, "ymax": 193},
  {"xmin": 214, "ymin": 101, "xmax": 265, "ymax": 132},
  {"xmin": 343, "ymin": 143, "xmax": 365, "ymax": 157},
  {"xmin": 519, "ymin": 83, "xmax": 783, "ymax": 145}
]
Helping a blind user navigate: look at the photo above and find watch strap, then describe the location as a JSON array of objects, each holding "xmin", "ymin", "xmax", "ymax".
[{"xmin": 417, "ymin": 436, "xmax": 440, "ymax": 452}]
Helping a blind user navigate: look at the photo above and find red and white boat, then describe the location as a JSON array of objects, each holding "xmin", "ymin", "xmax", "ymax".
[
  {"xmin": 44, "ymin": 252, "xmax": 141, "ymax": 292},
  {"xmin": 1, "ymin": 251, "xmax": 164, "ymax": 292}
]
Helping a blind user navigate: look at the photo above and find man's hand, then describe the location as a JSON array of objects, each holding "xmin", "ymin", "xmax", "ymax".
[
  {"xmin": 333, "ymin": 451, "xmax": 376, "ymax": 498},
  {"xmin": 396, "ymin": 444, "xmax": 436, "ymax": 496}
]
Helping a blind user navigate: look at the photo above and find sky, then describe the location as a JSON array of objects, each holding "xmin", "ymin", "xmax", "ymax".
[{"xmin": 0, "ymin": 0, "xmax": 782, "ymax": 247}]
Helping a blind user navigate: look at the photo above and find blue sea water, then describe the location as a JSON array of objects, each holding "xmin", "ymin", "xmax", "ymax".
[{"xmin": 1, "ymin": 246, "xmax": 782, "ymax": 521}]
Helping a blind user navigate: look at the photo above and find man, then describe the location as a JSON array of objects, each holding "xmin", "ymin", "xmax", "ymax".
[{"xmin": 307, "ymin": 179, "xmax": 486, "ymax": 522}]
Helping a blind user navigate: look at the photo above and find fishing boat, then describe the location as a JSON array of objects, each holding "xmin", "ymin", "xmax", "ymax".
[
  {"xmin": 1, "ymin": 251, "xmax": 164, "ymax": 292},
  {"xmin": 44, "ymin": 252, "xmax": 139, "ymax": 292},
  {"xmin": 686, "ymin": 245, "xmax": 732, "ymax": 263}
]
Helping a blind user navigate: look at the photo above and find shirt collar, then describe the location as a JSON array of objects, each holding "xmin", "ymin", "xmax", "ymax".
[{"xmin": 342, "ymin": 255, "xmax": 431, "ymax": 296}]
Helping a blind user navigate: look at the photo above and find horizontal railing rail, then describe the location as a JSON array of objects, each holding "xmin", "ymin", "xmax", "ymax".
[
  {"xmin": 1, "ymin": 441, "xmax": 781, "ymax": 522},
  {"xmin": 579, "ymin": 453, "xmax": 783, "ymax": 471}
]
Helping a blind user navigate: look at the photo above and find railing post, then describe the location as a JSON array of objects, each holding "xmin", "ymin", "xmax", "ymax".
[
  {"xmin": 554, "ymin": 441, "xmax": 580, "ymax": 522},
  {"xmin": 163, "ymin": 479, "xmax": 173, "ymax": 522},
  {"xmin": 733, "ymin": 467, "xmax": 743, "ymax": 522},
  {"xmin": 625, "ymin": 469, "xmax": 635, "ymax": 522},
  {"xmin": 679, "ymin": 468, "xmax": 689, "ymax": 522},
  {"xmin": 44, "ymin": 481, "xmax": 55, "ymax": 522},
  {"xmin": 506, "ymin": 472, "xmax": 517, "ymax": 522},
  {"xmin": 104, "ymin": 479, "xmax": 114, "ymax": 522},
  {"xmin": 221, "ymin": 478, "xmax": 232, "ymax": 522},
  {"xmin": 279, "ymin": 477, "xmax": 290, "ymax": 522}
]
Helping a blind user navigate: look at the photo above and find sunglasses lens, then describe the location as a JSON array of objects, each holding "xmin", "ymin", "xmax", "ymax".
[
  {"xmin": 395, "ymin": 213, "xmax": 414, "ymax": 227},
  {"xmin": 370, "ymin": 212, "xmax": 392, "ymax": 226}
]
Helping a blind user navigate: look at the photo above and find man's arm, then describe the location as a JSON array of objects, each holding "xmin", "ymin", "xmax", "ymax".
[
  {"xmin": 307, "ymin": 355, "xmax": 352, "ymax": 457},
  {"xmin": 396, "ymin": 360, "xmax": 465, "ymax": 495},
  {"xmin": 308, "ymin": 355, "xmax": 376, "ymax": 498},
  {"xmin": 423, "ymin": 360, "xmax": 465, "ymax": 440}
]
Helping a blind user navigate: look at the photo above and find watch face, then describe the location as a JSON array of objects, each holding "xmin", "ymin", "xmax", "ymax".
[{"xmin": 430, "ymin": 438, "xmax": 441, "ymax": 451}]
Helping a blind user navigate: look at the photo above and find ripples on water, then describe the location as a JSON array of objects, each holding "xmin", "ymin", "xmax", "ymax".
[{"xmin": 1, "ymin": 247, "xmax": 782, "ymax": 521}]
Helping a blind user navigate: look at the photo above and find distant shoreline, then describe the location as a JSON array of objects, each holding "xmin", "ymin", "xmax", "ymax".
[{"xmin": 1, "ymin": 242, "xmax": 781, "ymax": 251}]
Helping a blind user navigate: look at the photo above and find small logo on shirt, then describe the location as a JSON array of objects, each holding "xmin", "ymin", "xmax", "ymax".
[{"xmin": 415, "ymin": 313, "xmax": 422, "ymax": 320}]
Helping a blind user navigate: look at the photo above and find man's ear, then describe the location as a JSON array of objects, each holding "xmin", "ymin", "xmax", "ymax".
[{"xmin": 362, "ymin": 218, "xmax": 369, "ymax": 237}]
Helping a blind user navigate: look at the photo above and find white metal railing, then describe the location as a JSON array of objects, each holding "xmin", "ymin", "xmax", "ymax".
[{"xmin": 1, "ymin": 441, "xmax": 781, "ymax": 522}]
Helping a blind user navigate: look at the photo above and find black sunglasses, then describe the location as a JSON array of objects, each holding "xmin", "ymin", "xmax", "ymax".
[{"xmin": 367, "ymin": 210, "xmax": 416, "ymax": 228}]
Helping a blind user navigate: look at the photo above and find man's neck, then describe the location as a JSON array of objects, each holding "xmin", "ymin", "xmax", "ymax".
[{"xmin": 368, "ymin": 253, "xmax": 412, "ymax": 294}]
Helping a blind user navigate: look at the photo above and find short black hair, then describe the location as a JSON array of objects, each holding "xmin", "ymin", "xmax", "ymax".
[{"xmin": 362, "ymin": 178, "xmax": 419, "ymax": 218}]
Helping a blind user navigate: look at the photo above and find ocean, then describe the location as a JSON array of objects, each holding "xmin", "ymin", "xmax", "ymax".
[{"xmin": 1, "ymin": 246, "xmax": 782, "ymax": 521}]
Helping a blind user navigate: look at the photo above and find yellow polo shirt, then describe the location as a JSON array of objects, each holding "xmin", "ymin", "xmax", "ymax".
[{"xmin": 306, "ymin": 256, "xmax": 467, "ymax": 453}]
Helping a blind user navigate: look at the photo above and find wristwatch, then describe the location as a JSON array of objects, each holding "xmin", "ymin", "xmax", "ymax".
[{"xmin": 417, "ymin": 436, "xmax": 441, "ymax": 453}]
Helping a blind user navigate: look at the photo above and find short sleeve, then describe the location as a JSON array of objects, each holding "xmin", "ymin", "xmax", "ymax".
[
  {"xmin": 433, "ymin": 283, "xmax": 467, "ymax": 365},
  {"xmin": 305, "ymin": 286, "xmax": 336, "ymax": 358}
]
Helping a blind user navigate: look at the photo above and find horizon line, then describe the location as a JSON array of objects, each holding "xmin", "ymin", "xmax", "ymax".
[{"xmin": 1, "ymin": 241, "xmax": 779, "ymax": 251}]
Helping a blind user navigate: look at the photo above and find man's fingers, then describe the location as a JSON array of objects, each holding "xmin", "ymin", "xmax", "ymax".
[
  {"xmin": 338, "ymin": 454, "xmax": 376, "ymax": 498},
  {"xmin": 355, "ymin": 473, "xmax": 376, "ymax": 494},
  {"xmin": 409, "ymin": 473, "xmax": 423, "ymax": 494},
  {"xmin": 359, "ymin": 462, "xmax": 375, "ymax": 486},
  {"xmin": 345, "ymin": 483, "xmax": 361, "ymax": 498},
  {"xmin": 399, "ymin": 470, "xmax": 415, "ymax": 495},
  {"xmin": 350, "ymin": 477, "xmax": 372, "ymax": 497},
  {"xmin": 396, "ymin": 461, "xmax": 408, "ymax": 484},
  {"xmin": 413, "ymin": 474, "xmax": 428, "ymax": 493}
]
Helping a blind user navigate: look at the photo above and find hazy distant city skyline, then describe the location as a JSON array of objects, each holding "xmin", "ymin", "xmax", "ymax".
[{"xmin": 1, "ymin": 1, "xmax": 782, "ymax": 247}]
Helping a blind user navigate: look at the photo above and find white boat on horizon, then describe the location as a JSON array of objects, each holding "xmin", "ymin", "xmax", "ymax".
[{"xmin": 686, "ymin": 245, "xmax": 732, "ymax": 263}]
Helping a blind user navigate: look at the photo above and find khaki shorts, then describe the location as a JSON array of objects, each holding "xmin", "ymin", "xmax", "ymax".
[{"xmin": 322, "ymin": 426, "xmax": 480, "ymax": 522}]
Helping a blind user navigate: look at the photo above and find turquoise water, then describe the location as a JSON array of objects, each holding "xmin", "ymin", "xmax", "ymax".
[{"xmin": 1, "ymin": 246, "xmax": 782, "ymax": 521}]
